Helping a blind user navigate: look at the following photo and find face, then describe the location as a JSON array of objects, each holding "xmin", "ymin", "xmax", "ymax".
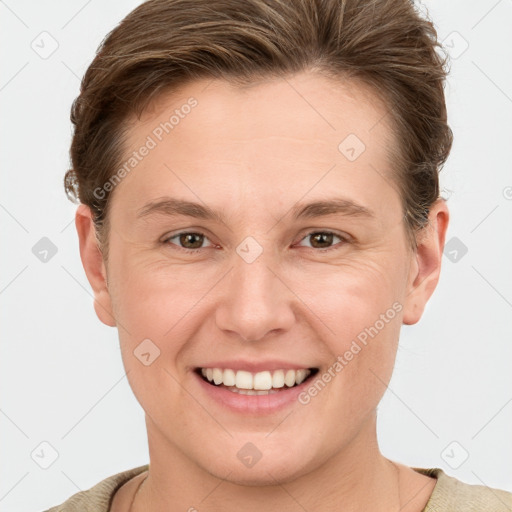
[{"xmin": 79, "ymin": 71, "xmax": 447, "ymax": 485}]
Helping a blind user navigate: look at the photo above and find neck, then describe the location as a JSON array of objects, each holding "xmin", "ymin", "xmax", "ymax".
[{"xmin": 135, "ymin": 412, "xmax": 401, "ymax": 512}]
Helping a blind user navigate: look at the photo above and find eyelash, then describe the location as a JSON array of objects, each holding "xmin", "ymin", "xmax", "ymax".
[{"xmin": 161, "ymin": 230, "xmax": 350, "ymax": 255}]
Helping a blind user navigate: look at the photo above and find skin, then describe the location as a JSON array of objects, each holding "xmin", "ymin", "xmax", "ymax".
[{"xmin": 76, "ymin": 71, "xmax": 448, "ymax": 511}]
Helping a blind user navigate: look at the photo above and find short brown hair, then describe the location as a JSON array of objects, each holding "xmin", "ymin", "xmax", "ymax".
[{"xmin": 64, "ymin": 0, "xmax": 452, "ymax": 259}]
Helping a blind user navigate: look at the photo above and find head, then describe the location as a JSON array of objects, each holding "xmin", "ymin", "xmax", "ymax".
[{"xmin": 71, "ymin": 0, "xmax": 451, "ymax": 485}]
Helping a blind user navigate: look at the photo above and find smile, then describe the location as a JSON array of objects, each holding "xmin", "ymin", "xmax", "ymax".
[{"xmin": 197, "ymin": 367, "xmax": 319, "ymax": 395}]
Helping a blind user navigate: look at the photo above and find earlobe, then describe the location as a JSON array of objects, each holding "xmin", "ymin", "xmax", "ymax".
[
  {"xmin": 75, "ymin": 204, "xmax": 117, "ymax": 327},
  {"xmin": 402, "ymin": 199, "xmax": 450, "ymax": 325}
]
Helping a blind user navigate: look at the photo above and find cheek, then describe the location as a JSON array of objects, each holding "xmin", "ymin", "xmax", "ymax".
[
  {"xmin": 316, "ymin": 279, "xmax": 401, "ymax": 399},
  {"xmin": 107, "ymin": 242, "xmax": 405, "ymax": 463},
  {"xmin": 108, "ymin": 248, "xmax": 211, "ymax": 330},
  {"xmin": 109, "ymin": 237, "xmax": 406, "ymax": 354},
  {"xmin": 111, "ymin": 246, "xmax": 406, "ymax": 337},
  {"xmin": 296, "ymin": 254, "xmax": 405, "ymax": 335},
  {"xmin": 295, "ymin": 257, "xmax": 404, "ymax": 406}
]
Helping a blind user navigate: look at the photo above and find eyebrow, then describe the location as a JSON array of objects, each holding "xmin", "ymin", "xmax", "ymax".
[{"xmin": 136, "ymin": 196, "xmax": 375, "ymax": 222}]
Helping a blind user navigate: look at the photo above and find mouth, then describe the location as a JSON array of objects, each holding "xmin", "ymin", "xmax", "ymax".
[{"xmin": 195, "ymin": 367, "xmax": 320, "ymax": 395}]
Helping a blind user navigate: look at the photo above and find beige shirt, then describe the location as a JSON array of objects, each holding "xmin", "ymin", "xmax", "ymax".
[{"xmin": 43, "ymin": 464, "xmax": 512, "ymax": 511}]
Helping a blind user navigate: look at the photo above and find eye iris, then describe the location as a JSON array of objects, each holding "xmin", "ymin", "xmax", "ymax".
[
  {"xmin": 174, "ymin": 232, "xmax": 338, "ymax": 250},
  {"xmin": 180, "ymin": 233, "xmax": 203, "ymax": 249},
  {"xmin": 310, "ymin": 232, "xmax": 333, "ymax": 248}
]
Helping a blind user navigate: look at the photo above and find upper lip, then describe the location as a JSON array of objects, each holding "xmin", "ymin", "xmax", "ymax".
[{"xmin": 194, "ymin": 360, "xmax": 318, "ymax": 372}]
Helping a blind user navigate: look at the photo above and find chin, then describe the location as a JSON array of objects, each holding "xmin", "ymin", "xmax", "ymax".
[
  {"xmin": 196, "ymin": 442, "xmax": 318, "ymax": 487},
  {"xmin": 206, "ymin": 460, "xmax": 310, "ymax": 487}
]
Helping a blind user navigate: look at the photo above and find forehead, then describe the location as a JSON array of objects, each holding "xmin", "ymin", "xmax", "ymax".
[
  {"xmin": 114, "ymin": 72, "xmax": 399, "ymax": 219},
  {"xmin": 130, "ymin": 71, "xmax": 393, "ymax": 150}
]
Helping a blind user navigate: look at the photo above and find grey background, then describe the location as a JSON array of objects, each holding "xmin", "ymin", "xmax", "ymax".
[{"xmin": 1, "ymin": 1, "xmax": 511, "ymax": 510}]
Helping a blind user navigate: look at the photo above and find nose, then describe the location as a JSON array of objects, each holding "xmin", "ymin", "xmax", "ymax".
[{"xmin": 215, "ymin": 249, "xmax": 295, "ymax": 342}]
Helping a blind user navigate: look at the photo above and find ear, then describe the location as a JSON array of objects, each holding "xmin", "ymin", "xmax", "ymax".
[
  {"xmin": 402, "ymin": 199, "xmax": 450, "ymax": 325},
  {"xmin": 75, "ymin": 204, "xmax": 116, "ymax": 327}
]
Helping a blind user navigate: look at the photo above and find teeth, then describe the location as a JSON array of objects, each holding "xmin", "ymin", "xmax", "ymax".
[
  {"xmin": 253, "ymin": 371, "xmax": 272, "ymax": 390},
  {"xmin": 212, "ymin": 368, "xmax": 223, "ymax": 385},
  {"xmin": 296, "ymin": 369, "xmax": 308, "ymax": 385},
  {"xmin": 235, "ymin": 370, "xmax": 253, "ymax": 389},
  {"xmin": 200, "ymin": 367, "xmax": 312, "ymax": 391},
  {"xmin": 236, "ymin": 388, "xmax": 279, "ymax": 395},
  {"xmin": 272, "ymin": 370, "xmax": 285, "ymax": 388},
  {"xmin": 223, "ymin": 368, "xmax": 236, "ymax": 386},
  {"xmin": 284, "ymin": 369, "xmax": 296, "ymax": 387}
]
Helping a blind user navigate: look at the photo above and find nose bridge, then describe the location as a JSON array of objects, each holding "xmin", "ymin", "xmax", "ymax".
[
  {"xmin": 232, "ymin": 245, "xmax": 277, "ymax": 303},
  {"xmin": 215, "ymin": 238, "xmax": 295, "ymax": 342}
]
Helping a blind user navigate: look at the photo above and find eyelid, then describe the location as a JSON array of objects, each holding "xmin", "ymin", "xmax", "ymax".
[
  {"xmin": 295, "ymin": 227, "xmax": 351, "ymax": 242},
  {"xmin": 294, "ymin": 230, "xmax": 350, "ymax": 249},
  {"xmin": 161, "ymin": 230, "xmax": 215, "ymax": 248},
  {"xmin": 162, "ymin": 228, "xmax": 351, "ymax": 253}
]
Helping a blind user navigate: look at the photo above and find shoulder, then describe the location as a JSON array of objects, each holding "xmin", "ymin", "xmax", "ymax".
[
  {"xmin": 42, "ymin": 464, "xmax": 149, "ymax": 512},
  {"xmin": 413, "ymin": 467, "xmax": 512, "ymax": 512}
]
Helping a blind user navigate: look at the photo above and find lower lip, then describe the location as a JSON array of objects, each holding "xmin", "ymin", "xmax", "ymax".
[{"xmin": 193, "ymin": 371, "xmax": 314, "ymax": 415}]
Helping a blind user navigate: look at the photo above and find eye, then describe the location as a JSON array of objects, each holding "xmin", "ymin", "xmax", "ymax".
[
  {"xmin": 161, "ymin": 231, "xmax": 214, "ymax": 254},
  {"xmin": 161, "ymin": 229, "xmax": 350, "ymax": 255},
  {"xmin": 296, "ymin": 231, "xmax": 349, "ymax": 251}
]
